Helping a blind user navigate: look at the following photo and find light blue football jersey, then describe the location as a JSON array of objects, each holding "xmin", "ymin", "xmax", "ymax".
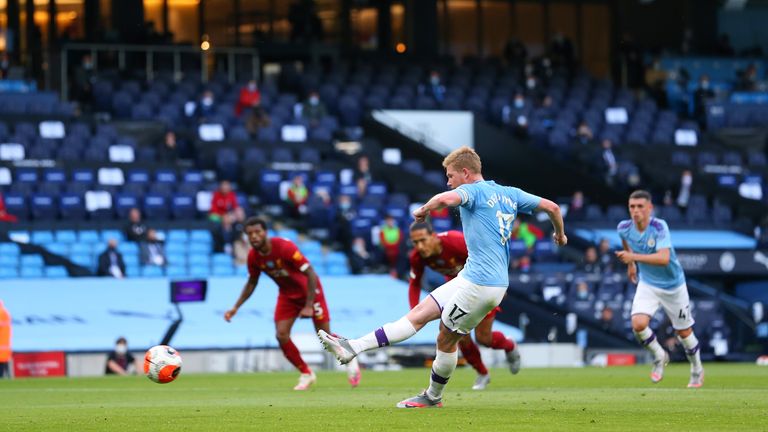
[
  {"xmin": 617, "ymin": 217, "xmax": 686, "ymax": 290},
  {"xmin": 454, "ymin": 180, "xmax": 542, "ymax": 287}
]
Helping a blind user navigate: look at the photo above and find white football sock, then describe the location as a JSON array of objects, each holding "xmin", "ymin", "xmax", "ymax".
[
  {"xmin": 426, "ymin": 349, "xmax": 458, "ymax": 400},
  {"xmin": 634, "ymin": 327, "xmax": 665, "ymax": 360},
  {"xmin": 348, "ymin": 316, "xmax": 417, "ymax": 354},
  {"xmin": 679, "ymin": 332, "xmax": 703, "ymax": 373}
]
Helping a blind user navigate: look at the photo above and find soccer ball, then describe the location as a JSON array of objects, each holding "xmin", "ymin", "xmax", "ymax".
[{"xmin": 143, "ymin": 345, "xmax": 183, "ymax": 384}]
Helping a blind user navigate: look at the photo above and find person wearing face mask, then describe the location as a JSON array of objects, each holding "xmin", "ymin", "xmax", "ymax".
[
  {"xmin": 300, "ymin": 90, "xmax": 327, "ymax": 126},
  {"xmin": 97, "ymin": 239, "xmax": 126, "ymax": 278},
  {"xmin": 236, "ymin": 80, "xmax": 261, "ymax": 116},
  {"xmin": 693, "ymin": 75, "xmax": 715, "ymax": 129},
  {"xmin": 419, "ymin": 70, "xmax": 446, "ymax": 103},
  {"xmin": 73, "ymin": 54, "xmax": 95, "ymax": 110},
  {"xmin": 192, "ymin": 90, "xmax": 216, "ymax": 120},
  {"xmin": 106, "ymin": 337, "xmax": 139, "ymax": 375}
]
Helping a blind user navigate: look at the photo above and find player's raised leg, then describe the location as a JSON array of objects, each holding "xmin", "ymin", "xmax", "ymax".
[
  {"xmin": 276, "ymin": 317, "xmax": 315, "ymax": 390},
  {"xmin": 318, "ymin": 293, "xmax": 441, "ymax": 364},
  {"xmin": 631, "ymin": 313, "xmax": 669, "ymax": 383},
  {"xmin": 474, "ymin": 308, "xmax": 521, "ymax": 375}
]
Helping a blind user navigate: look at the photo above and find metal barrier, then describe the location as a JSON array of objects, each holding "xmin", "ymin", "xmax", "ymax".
[{"xmin": 60, "ymin": 43, "xmax": 260, "ymax": 101}]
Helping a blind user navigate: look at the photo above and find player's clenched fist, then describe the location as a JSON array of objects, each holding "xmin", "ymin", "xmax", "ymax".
[{"xmin": 224, "ymin": 307, "xmax": 238, "ymax": 322}]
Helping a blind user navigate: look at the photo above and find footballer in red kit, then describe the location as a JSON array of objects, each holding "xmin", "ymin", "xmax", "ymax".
[
  {"xmin": 408, "ymin": 221, "xmax": 521, "ymax": 390},
  {"xmin": 225, "ymin": 217, "xmax": 361, "ymax": 390}
]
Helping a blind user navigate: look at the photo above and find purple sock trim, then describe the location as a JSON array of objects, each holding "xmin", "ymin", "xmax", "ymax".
[
  {"xmin": 641, "ymin": 333, "xmax": 656, "ymax": 346},
  {"xmin": 374, "ymin": 327, "xmax": 389, "ymax": 347},
  {"xmin": 685, "ymin": 344, "xmax": 700, "ymax": 356},
  {"xmin": 431, "ymin": 369, "xmax": 449, "ymax": 385}
]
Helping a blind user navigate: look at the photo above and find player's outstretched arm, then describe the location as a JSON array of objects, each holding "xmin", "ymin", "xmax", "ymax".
[
  {"xmin": 412, "ymin": 191, "xmax": 462, "ymax": 221},
  {"xmin": 224, "ymin": 275, "xmax": 258, "ymax": 322},
  {"xmin": 536, "ymin": 198, "xmax": 567, "ymax": 246}
]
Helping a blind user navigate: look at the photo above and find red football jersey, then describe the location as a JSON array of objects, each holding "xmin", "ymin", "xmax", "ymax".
[
  {"xmin": 247, "ymin": 237, "xmax": 321, "ymax": 300},
  {"xmin": 408, "ymin": 230, "xmax": 467, "ymax": 308}
]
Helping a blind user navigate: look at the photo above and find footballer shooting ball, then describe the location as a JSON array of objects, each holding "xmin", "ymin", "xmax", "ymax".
[{"xmin": 144, "ymin": 345, "xmax": 183, "ymax": 384}]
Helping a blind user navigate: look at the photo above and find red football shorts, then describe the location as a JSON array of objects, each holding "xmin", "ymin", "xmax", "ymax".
[{"xmin": 274, "ymin": 292, "xmax": 331, "ymax": 323}]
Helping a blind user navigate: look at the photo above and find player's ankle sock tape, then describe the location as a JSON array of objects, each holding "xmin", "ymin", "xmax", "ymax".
[
  {"xmin": 427, "ymin": 349, "xmax": 458, "ymax": 400},
  {"xmin": 353, "ymin": 317, "xmax": 417, "ymax": 353}
]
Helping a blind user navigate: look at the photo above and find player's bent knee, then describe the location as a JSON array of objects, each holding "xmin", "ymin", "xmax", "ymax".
[
  {"xmin": 631, "ymin": 314, "xmax": 650, "ymax": 332},
  {"xmin": 676, "ymin": 327, "xmax": 693, "ymax": 338},
  {"xmin": 275, "ymin": 332, "xmax": 291, "ymax": 344}
]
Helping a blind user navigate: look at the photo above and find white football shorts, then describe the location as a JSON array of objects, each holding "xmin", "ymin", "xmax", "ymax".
[
  {"xmin": 631, "ymin": 280, "xmax": 695, "ymax": 330},
  {"xmin": 429, "ymin": 273, "xmax": 507, "ymax": 335}
]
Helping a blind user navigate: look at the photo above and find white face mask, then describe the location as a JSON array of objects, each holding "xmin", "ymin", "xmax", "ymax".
[
  {"xmin": 202, "ymin": 97, "xmax": 213, "ymax": 106},
  {"xmin": 430, "ymin": 76, "xmax": 440, "ymax": 85},
  {"xmin": 309, "ymin": 96, "xmax": 319, "ymax": 105},
  {"xmin": 681, "ymin": 174, "xmax": 692, "ymax": 186},
  {"xmin": 115, "ymin": 344, "xmax": 127, "ymax": 355},
  {"xmin": 514, "ymin": 98, "xmax": 525, "ymax": 108},
  {"xmin": 248, "ymin": 83, "xmax": 257, "ymax": 91},
  {"xmin": 526, "ymin": 79, "xmax": 536, "ymax": 89}
]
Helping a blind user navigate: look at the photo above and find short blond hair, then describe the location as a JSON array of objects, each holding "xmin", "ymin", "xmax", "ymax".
[{"xmin": 442, "ymin": 146, "xmax": 481, "ymax": 174}]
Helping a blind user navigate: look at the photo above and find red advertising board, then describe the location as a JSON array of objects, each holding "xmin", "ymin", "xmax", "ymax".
[
  {"xmin": 606, "ymin": 353, "xmax": 637, "ymax": 366},
  {"xmin": 12, "ymin": 351, "xmax": 67, "ymax": 377}
]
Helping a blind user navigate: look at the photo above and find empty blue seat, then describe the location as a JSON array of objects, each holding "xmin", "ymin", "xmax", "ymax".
[
  {"xmin": 143, "ymin": 194, "xmax": 170, "ymax": 220},
  {"xmin": 70, "ymin": 243, "xmax": 93, "ymax": 255},
  {"xmin": 188, "ymin": 254, "xmax": 210, "ymax": 267},
  {"xmin": 44, "ymin": 266, "xmax": 68, "ymax": 278},
  {"xmin": 70, "ymin": 253, "xmax": 93, "ymax": 268},
  {"xmin": 0, "ymin": 242, "xmax": 21, "ymax": 256},
  {"xmin": 118, "ymin": 242, "xmax": 139, "ymax": 255},
  {"xmin": 31, "ymin": 231, "xmax": 54, "ymax": 244},
  {"xmin": 31, "ymin": 194, "xmax": 57, "ymax": 220},
  {"xmin": 166, "ymin": 242, "xmax": 186, "ymax": 254},
  {"xmin": 78, "ymin": 230, "xmax": 100, "ymax": 243},
  {"xmin": 101, "ymin": 230, "xmax": 125, "ymax": 242},
  {"xmin": 47, "ymin": 242, "xmax": 69, "ymax": 255},
  {"xmin": 20, "ymin": 267, "xmax": 44, "ymax": 278},
  {"xmin": 166, "ymin": 265, "xmax": 188, "ymax": 277},
  {"xmin": 20, "ymin": 254, "xmax": 44, "ymax": 267},
  {"xmin": 0, "ymin": 254, "xmax": 19, "ymax": 266},
  {"xmin": 212, "ymin": 265, "xmax": 234, "ymax": 276},
  {"xmin": 141, "ymin": 266, "xmax": 164, "ymax": 277},
  {"xmin": 122, "ymin": 253, "xmax": 139, "ymax": 267},
  {"xmin": 171, "ymin": 194, "xmax": 196, "ymax": 220},
  {"xmin": 167, "ymin": 230, "xmax": 190, "ymax": 243},
  {"xmin": 189, "ymin": 242, "xmax": 211, "ymax": 254},
  {"xmin": 190, "ymin": 230, "xmax": 213, "ymax": 244},
  {"xmin": 189, "ymin": 265, "xmax": 210, "ymax": 277},
  {"xmin": 54, "ymin": 230, "xmax": 77, "ymax": 243},
  {"xmin": 212, "ymin": 253, "xmax": 233, "ymax": 266},
  {"xmin": 0, "ymin": 267, "xmax": 19, "ymax": 278}
]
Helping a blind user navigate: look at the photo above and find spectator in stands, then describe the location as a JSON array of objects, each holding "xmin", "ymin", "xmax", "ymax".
[
  {"xmin": 335, "ymin": 195, "xmax": 356, "ymax": 251},
  {"xmin": 105, "ymin": 337, "xmax": 139, "ymax": 375},
  {"xmin": 349, "ymin": 237, "xmax": 374, "ymax": 274},
  {"xmin": 233, "ymin": 232, "xmax": 250, "ymax": 266},
  {"xmin": 599, "ymin": 306, "xmax": 615, "ymax": 332},
  {"xmin": 419, "ymin": 70, "xmax": 446, "ymax": 103},
  {"xmin": 157, "ymin": 131, "xmax": 179, "ymax": 163},
  {"xmin": 97, "ymin": 239, "xmax": 126, "ymax": 278},
  {"xmin": 737, "ymin": 63, "xmax": 759, "ymax": 92},
  {"xmin": 579, "ymin": 246, "xmax": 602, "ymax": 275},
  {"xmin": 73, "ymin": 54, "xmax": 95, "ymax": 110},
  {"xmin": 125, "ymin": 208, "xmax": 147, "ymax": 242},
  {"xmin": 235, "ymin": 80, "xmax": 261, "ymax": 116},
  {"xmin": 597, "ymin": 238, "xmax": 617, "ymax": 273},
  {"xmin": 140, "ymin": 229, "xmax": 166, "ymax": 267},
  {"xmin": 0, "ymin": 192, "xmax": 17, "ymax": 223},
  {"xmin": 676, "ymin": 170, "xmax": 693, "ymax": 209},
  {"xmin": 187, "ymin": 90, "xmax": 216, "ymax": 121},
  {"xmin": 379, "ymin": 215, "xmax": 403, "ymax": 277},
  {"xmin": 568, "ymin": 190, "xmax": 586, "ymax": 222},
  {"xmin": 693, "ymin": 75, "xmax": 715, "ymax": 128},
  {"xmin": 299, "ymin": 90, "xmax": 327, "ymax": 127},
  {"xmin": 209, "ymin": 180, "xmax": 245, "ymax": 254},
  {"xmin": 644, "ymin": 57, "xmax": 668, "ymax": 108},
  {"xmin": 245, "ymin": 98, "xmax": 270, "ymax": 135},
  {"xmin": 0, "ymin": 52, "xmax": 10, "ymax": 79},
  {"xmin": 0, "ymin": 300, "xmax": 10, "ymax": 379},
  {"xmin": 573, "ymin": 281, "xmax": 593, "ymax": 301},
  {"xmin": 286, "ymin": 174, "xmax": 309, "ymax": 218},
  {"xmin": 600, "ymin": 139, "xmax": 618, "ymax": 185},
  {"xmin": 511, "ymin": 255, "xmax": 531, "ymax": 273},
  {"xmin": 574, "ymin": 121, "xmax": 594, "ymax": 145},
  {"xmin": 354, "ymin": 155, "xmax": 373, "ymax": 184},
  {"xmin": 356, "ymin": 177, "xmax": 368, "ymax": 200},
  {"xmin": 524, "ymin": 74, "xmax": 541, "ymax": 99},
  {"xmin": 502, "ymin": 92, "xmax": 529, "ymax": 138}
]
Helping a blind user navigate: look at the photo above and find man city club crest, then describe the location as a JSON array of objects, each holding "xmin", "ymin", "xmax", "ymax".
[{"xmin": 647, "ymin": 238, "xmax": 656, "ymax": 248}]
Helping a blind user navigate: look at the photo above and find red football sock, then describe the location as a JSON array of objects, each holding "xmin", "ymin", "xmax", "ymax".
[
  {"xmin": 458, "ymin": 338, "xmax": 488, "ymax": 376},
  {"xmin": 491, "ymin": 331, "xmax": 515, "ymax": 352},
  {"xmin": 280, "ymin": 340, "xmax": 311, "ymax": 374}
]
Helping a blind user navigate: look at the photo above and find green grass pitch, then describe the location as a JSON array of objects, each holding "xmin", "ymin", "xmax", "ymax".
[{"xmin": 1, "ymin": 363, "xmax": 767, "ymax": 431}]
